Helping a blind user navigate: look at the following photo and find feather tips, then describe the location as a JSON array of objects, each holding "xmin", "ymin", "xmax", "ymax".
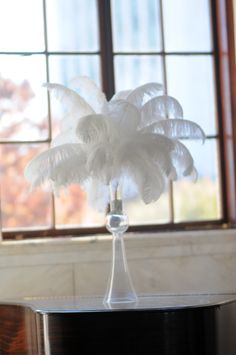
[
  {"xmin": 171, "ymin": 140, "xmax": 195, "ymax": 178},
  {"xmin": 111, "ymin": 90, "xmax": 132, "ymax": 101},
  {"xmin": 43, "ymin": 83, "xmax": 95, "ymax": 130},
  {"xmin": 127, "ymin": 82, "xmax": 163, "ymax": 108},
  {"xmin": 43, "ymin": 83, "xmax": 94, "ymax": 116},
  {"xmin": 105, "ymin": 99, "xmax": 141, "ymax": 133},
  {"xmin": 25, "ymin": 144, "xmax": 86, "ymax": 188},
  {"xmin": 140, "ymin": 95, "xmax": 183, "ymax": 128},
  {"xmin": 147, "ymin": 119, "xmax": 206, "ymax": 142},
  {"xmin": 70, "ymin": 76, "xmax": 107, "ymax": 113}
]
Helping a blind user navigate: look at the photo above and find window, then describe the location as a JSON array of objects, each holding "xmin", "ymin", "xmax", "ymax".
[{"xmin": 0, "ymin": 0, "xmax": 235, "ymax": 240}]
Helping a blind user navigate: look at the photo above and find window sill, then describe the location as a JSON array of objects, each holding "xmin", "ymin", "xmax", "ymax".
[{"xmin": 0, "ymin": 228, "xmax": 235, "ymax": 267}]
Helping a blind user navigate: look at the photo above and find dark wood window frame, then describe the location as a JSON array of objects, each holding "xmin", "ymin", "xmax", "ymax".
[
  {"xmin": 2, "ymin": 0, "xmax": 236, "ymax": 240},
  {"xmin": 213, "ymin": 0, "xmax": 236, "ymax": 226}
]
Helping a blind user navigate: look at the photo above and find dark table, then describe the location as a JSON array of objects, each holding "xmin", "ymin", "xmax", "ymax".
[{"xmin": 0, "ymin": 293, "xmax": 236, "ymax": 354}]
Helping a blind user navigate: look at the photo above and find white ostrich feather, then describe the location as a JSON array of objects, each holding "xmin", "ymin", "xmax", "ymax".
[
  {"xmin": 137, "ymin": 134, "xmax": 175, "ymax": 177},
  {"xmin": 105, "ymin": 99, "xmax": 140, "ymax": 134},
  {"xmin": 86, "ymin": 179, "xmax": 110, "ymax": 211},
  {"xmin": 111, "ymin": 90, "xmax": 132, "ymax": 101},
  {"xmin": 117, "ymin": 140, "xmax": 171, "ymax": 202},
  {"xmin": 171, "ymin": 140, "xmax": 195, "ymax": 178},
  {"xmin": 49, "ymin": 155, "xmax": 88, "ymax": 188},
  {"xmin": 43, "ymin": 83, "xmax": 95, "ymax": 129},
  {"xmin": 25, "ymin": 79, "xmax": 205, "ymax": 210},
  {"xmin": 126, "ymin": 82, "xmax": 163, "ymax": 108},
  {"xmin": 140, "ymin": 95, "xmax": 183, "ymax": 127},
  {"xmin": 121, "ymin": 133, "xmax": 174, "ymax": 176},
  {"xmin": 51, "ymin": 129, "xmax": 79, "ymax": 147},
  {"xmin": 76, "ymin": 114, "xmax": 110, "ymax": 145},
  {"xmin": 146, "ymin": 119, "xmax": 205, "ymax": 142},
  {"xmin": 25, "ymin": 144, "xmax": 86, "ymax": 188},
  {"xmin": 127, "ymin": 155, "xmax": 166, "ymax": 204},
  {"xmin": 86, "ymin": 141, "xmax": 113, "ymax": 185},
  {"xmin": 70, "ymin": 76, "xmax": 107, "ymax": 113}
]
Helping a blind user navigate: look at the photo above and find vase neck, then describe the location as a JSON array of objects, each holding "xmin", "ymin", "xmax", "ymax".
[
  {"xmin": 109, "ymin": 183, "xmax": 123, "ymax": 213},
  {"xmin": 106, "ymin": 183, "xmax": 129, "ymax": 235}
]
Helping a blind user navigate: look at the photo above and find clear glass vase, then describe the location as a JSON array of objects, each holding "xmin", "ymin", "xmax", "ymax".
[{"xmin": 103, "ymin": 185, "xmax": 138, "ymax": 308}]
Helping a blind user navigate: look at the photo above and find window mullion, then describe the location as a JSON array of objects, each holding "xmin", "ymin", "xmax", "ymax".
[
  {"xmin": 159, "ymin": 0, "xmax": 174, "ymax": 224},
  {"xmin": 97, "ymin": 0, "xmax": 115, "ymax": 99},
  {"xmin": 43, "ymin": 0, "xmax": 56, "ymax": 229}
]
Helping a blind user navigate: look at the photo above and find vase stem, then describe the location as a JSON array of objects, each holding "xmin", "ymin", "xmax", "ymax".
[
  {"xmin": 104, "ymin": 231, "xmax": 137, "ymax": 305},
  {"xmin": 104, "ymin": 187, "xmax": 137, "ymax": 307}
]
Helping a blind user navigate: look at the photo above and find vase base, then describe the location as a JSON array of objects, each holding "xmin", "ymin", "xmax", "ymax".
[{"xmin": 103, "ymin": 297, "xmax": 138, "ymax": 309}]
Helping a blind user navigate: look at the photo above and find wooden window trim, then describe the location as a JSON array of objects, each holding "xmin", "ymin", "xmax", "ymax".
[{"xmin": 213, "ymin": 0, "xmax": 236, "ymax": 225}]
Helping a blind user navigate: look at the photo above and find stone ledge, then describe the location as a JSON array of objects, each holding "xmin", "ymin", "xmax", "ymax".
[{"xmin": 0, "ymin": 229, "xmax": 234, "ymax": 268}]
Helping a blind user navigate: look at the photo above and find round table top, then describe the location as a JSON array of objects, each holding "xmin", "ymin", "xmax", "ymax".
[{"xmin": 1, "ymin": 293, "xmax": 236, "ymax": 313}]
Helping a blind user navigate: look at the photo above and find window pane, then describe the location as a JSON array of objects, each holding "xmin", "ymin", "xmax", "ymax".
[
  {"xmin": 0, "ymin": 55, "xmax": 48, "ymax": 141},
  {"xmin": 49, "ymin": 55, "xmax": 100, "ymax": 86},
  {"xmin": 124, "ymin": 192, "xmax": 170, "ymax": 225},
  {"xmin": 46, "ymin": 0, "xmax": 99, "ymax": 52},
  {"xmin": 48, "ymin": 55, "xmax": 100, "ymax": 138},
  {"xmin": 163, "ymin": 0, "xmax": 212, "ymax": 52},
  {"xmin": 111, "ymin": 0, "xmax": 162, "ymax": 52},
  {"xmin": 173, "ymin": 139, "xmax": 222, "ymax": 222},
  {"xmin": 1, "ymin": 144, "xmax": 52, "ymax": 229},
  {"xmin": 114, "ymin": 55, "xmax": 163, "ymax": 91},
  {"xmin": 0, "ymin": 0, "xmax": 44, "ymax": 52},
  {"xmin": 166, "ymin": 55, "xmax": 217, "ymax": 136},
  {"xmin": 55, "ymin": 186, "xmax": 104, "ymax": 228}
]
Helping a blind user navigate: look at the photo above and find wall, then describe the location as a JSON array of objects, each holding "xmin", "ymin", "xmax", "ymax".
[{"xmin": 0, "ymin": 229, "xmax": 236, "ymax": 301}]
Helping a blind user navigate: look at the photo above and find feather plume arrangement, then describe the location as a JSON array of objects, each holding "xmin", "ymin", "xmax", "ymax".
[{"xmin": 24, "ymin": 76, "xmax": 205, "ymax": 210}]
